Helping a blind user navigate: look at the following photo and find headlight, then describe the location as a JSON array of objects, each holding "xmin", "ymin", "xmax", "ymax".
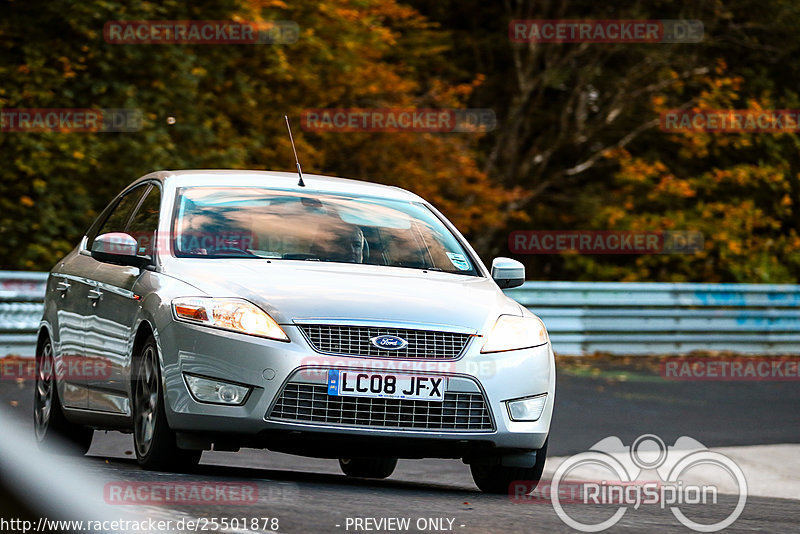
[
  {"xmin": 480, "ymin": 314, "xmax": 548, "ymax": 353},
  {"xmin": 172, "ymin": 297, "xmax": 289, "ymax": 342}
]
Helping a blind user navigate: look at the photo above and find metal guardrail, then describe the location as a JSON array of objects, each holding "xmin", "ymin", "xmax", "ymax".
[
  {"xmin": 0, "ymin": 271, "xmax": 47, "ymax": 356},
  {"xmin": 2, "ymin": 271, "xmax": 800, "ymax": 356},
  {"xmin": 506, "ymin": 281, "xmax": 800, "ymax": 354}
]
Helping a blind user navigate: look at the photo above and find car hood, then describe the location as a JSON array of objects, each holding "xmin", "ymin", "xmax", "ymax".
[{"xmin": 164, "ymin": 260, "xmax": 521, "ymax": 333}]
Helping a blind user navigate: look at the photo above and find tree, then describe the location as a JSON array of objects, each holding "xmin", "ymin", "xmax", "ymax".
[
  {"xmin": 0, "ymin": 0, "xmax": 514, "ymax": 270},
  {"xmin": 410, "ymin": 0, "xmax": 800, "ymax": 281}
]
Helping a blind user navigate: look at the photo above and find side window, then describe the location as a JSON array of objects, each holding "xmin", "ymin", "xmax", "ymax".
[
  {"xmin": 127, "ymin": 186, "xmax": 161, "ymax": 256},
  {"xmin": 90, "ymin": 186, "xmax": 148, "ymax": 248}
]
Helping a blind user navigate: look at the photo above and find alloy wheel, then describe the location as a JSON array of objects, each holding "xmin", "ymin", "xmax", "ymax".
[
  {"xmin": 134, "ymin": 345, "xmax": 159, "ymax": 458},
  {"xmin": 33, "ymin": 341, "xmax": 55, "ymax": 441}
]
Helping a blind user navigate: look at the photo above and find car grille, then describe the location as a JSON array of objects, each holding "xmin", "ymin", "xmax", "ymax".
[
  {"xmin": 298, "ymin": 324, "xmax": 472, "ymax": 359},
  {"xmin": 269, "ymin": 383, "xmax": 494, "ymax": 432}
]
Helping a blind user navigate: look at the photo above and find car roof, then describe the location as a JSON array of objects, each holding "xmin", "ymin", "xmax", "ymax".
[{"xmin": 137, "ymin": 170, "xmax": 425, "ymax": 203}]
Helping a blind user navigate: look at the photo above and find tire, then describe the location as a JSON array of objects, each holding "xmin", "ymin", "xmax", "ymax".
[
  {"xmin": 133, "ymin": 335, "xmax": 201, "ymax": 471},
  {"xmin": 339, "ymin": 457, "xmax": 398, "ymax": 479},
  {"xmin": 470, "ymin": 439, "xmax": 548, "ymax": 494},
  {"xmin": 33, "ymin": 338, "xmax": 94, "ymax": 454}
]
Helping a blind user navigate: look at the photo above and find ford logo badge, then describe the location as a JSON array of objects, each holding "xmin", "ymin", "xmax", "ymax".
[{"xmin": 370, "ymin": 335, "xmax": 408, "ymax": 350}]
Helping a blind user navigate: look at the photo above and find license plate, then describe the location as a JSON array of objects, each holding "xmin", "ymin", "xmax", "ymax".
[{"xmin": 327, "ymin": 370, "xmax": 445, "ymax": 402}]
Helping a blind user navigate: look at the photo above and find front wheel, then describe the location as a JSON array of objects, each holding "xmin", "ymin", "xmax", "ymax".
[
  {"xmin": 33, "ymin": 339, "xmax": 93, "ymax": 454},
  {"xmin": 133, "ymin": 335, "xmax": 201, "ymax": 471},
  {"xmin": 339, "ymin": 457, "xmax": 398, "ymax": 479},
  {"xmin": 470, "ymin": 439, "xmax": 548, "ymax": 494}
]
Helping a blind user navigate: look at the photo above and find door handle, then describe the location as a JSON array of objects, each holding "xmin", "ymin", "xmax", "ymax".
[
  {"xmin": 56, "ymin": 280, "xmax": 71, "ymax": 297},
  {"xmin": 87, "ymin": 288, "xmax": 103, "ymax": 304}
]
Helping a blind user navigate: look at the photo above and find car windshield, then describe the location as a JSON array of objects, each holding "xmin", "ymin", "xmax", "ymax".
[{"xmin": 171, "ymin": 187, "xmax": 478, "ymax": 275}]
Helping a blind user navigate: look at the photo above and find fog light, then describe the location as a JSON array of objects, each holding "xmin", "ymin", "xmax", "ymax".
[
  {"xmin": 506, "ymin": 394, "xmax": 547, "ymax": 421},
  {"xmin": 184, "ymin": 373, "xmax": 250, "ymax": 405}
]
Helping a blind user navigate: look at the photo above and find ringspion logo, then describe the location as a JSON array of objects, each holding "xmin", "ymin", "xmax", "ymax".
[{"xmin": 521, "ymin": 434, "xmax": 747, "ymax": 532}]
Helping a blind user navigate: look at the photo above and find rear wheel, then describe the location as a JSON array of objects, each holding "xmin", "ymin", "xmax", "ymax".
[
  {"xmin": 339, "ymin": 457, "xmax": 398, "ymax": 479},
  {"xmin": 33, "ymin": 339, "xmax": 93, "ymax": 454},
  {"xmin": 470, "ymin": 439, "xmax": 548, "ymax": 494},
  {"xmin": 133, "ymin": 335, "xmax": 201, "ymax": 471}
]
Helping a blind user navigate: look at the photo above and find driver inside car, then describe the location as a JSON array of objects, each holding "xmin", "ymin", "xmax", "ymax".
[{"xmin": 311, "ymin": 223, "xmax": 367, "ymax": 263}]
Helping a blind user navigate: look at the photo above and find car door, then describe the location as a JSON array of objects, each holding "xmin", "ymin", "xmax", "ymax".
[
  {"xmin": 51, "ymin": 248, "xmax": 98, "ymax": 409},
  {"xmin": 83, "ymin": 183, "xmax": 153, "ymax": 413}
]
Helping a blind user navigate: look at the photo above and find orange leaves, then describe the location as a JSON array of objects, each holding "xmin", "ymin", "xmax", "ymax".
[
  {"xmin": 359, "ymin": 132, "xmax": 515, "ymax": 235},
  {"xmin": 596, "ymin": 83, "xmax": 800, "ymax": 280},
  {"xmin": 57, "ymin": 56, "xmax": 78, "ymax": 79},
  {"xmin": 604, "ymin": 206, "xmax": 627, "ymax": 227},
  {"xmin": 651, "ymin": 175, "xmax": 696, "ymax": 199},
  {"xmin": 425, "ymin": 78, "xmax": 482, "ymax": 108},
  {"xmin": 330, "ymin": 7, "xmax": 365, "ymax": 23},
  {"xmin": 244, "ymin": 0, "xmax": 289, "ymax": 10},
  {"xmin": 227, "ymin": 0, "xmax": 517, "ymax": 239},
  {"xmin": 613, "ymin": 152, "xmax": 668, "ymax": 187}
]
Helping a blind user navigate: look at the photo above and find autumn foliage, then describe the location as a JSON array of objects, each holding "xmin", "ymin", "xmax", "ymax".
[{"xmin": 2, "ymin": 0, "xmax": 800, "ymax": 282}]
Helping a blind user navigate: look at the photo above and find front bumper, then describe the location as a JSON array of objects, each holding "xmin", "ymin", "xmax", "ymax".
[{"xmin": 157, "ymin": 321, "xmax": 555, "ymax": 454}]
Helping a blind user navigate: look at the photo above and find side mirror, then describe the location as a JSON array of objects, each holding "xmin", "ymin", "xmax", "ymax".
[
  {"xmin": 91, "ymin": 232, "xmax": 152, "ymax": 268},
  {"xmin": 491, "ymin": 257, "xmax": 525, "ymax": 289}
]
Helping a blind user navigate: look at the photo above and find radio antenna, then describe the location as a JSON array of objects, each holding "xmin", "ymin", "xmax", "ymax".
[{"xmin": 284, "ymin": 115, "xmax": 305, "ymax": 187}]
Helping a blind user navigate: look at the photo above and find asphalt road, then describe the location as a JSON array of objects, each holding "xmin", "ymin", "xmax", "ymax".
[{"xmin": 2, "ymin": 356, "xmax": 799, "ymax": 533}]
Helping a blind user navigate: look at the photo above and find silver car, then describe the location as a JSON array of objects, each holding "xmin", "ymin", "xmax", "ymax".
[{"xmin": 34, "ymin": 170, "xmax": 554, "ymax": 493}]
